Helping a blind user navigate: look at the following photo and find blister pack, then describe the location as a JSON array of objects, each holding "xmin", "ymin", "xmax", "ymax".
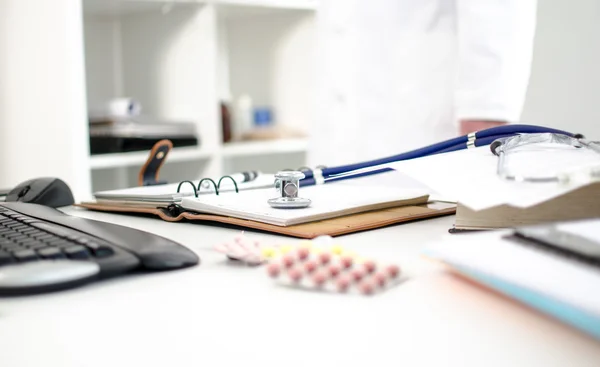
[{"xmin": 265, "ymin": 244, "xmax": 402, "ymax": 295}]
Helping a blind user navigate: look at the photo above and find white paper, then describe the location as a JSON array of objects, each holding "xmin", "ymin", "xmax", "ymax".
[
  {"xmin": 180, "ymin": 182, "xmax": 429, "ymax": 226},
  {"xmin": 558, "ymin": 219, "xmax": 600, "ymax": 244},
  {"xmin": 425, "ymin": 230, "xmax": 600, "ymax": 317},
  {"xmin": 387, "ymin": 145, "xmax": 600, "ymax": 211}
]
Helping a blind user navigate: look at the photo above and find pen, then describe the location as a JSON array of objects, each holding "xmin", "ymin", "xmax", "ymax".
[{"xmin": 201, "ymin": 171, "xmax": 260, "ymax": 189}]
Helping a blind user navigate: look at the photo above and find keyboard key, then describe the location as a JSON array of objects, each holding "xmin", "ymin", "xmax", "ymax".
[
  {"xmin": 45, "ymin": 238, "xmax": 71, "ymax": 247},
  {"xmin": 0, "ymin": 251, "xmax": 14, "ymax": 265},
  {"xmin": 38, "ymin": 247, "xmax": 66, "ymax": 259},
  {"xmin": 0, "ymin": 238, "xmax": 13, "ymax": 246},
  {"xmin": 17, "ymin": 238, "xmax": 38, "ymax": 245},
  {"xmin": 30, "ymin": 222, "xmax": 79, "ymax": 238},
  {"xmin": 6, "ymin": 233, "xmax": 27, "ymax": 241},
  {"xmin": 63, "ymin": 245, "xmax": 90, "ymax": 259},
  {"xmin": 2, "ymin": 241, "xmax": 21, "ymax": 249},
  {"xmin": 27, "ymin": 243, "xmax": 50, "ymax": 251},
  {"xmin": 13, "ymin": 249, "xmax": 38, "ymax": 262},
  {"xmin": 19, "ymin": 229, "xmax": 39, "ymax": 235},
  {"xmin": 85, "ymin": 242, "xmax": 114, "ymax": 258},
  {"xmin": 34, "ymin": 234, "xmax": 55, "ymax": 241},
  {"xmin": 12, "ymin": 235, "xmax": 29, "ymax": 242}
]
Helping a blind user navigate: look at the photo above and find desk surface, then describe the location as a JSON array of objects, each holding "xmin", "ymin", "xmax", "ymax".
[{"xmin": 1, "ymin": 207, "xmax": 599, "ymax": 367}]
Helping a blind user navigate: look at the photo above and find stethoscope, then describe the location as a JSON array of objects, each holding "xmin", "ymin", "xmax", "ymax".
[{"xmin": 269, "ymin": 124, "xmax": 579, "ymax": 208}]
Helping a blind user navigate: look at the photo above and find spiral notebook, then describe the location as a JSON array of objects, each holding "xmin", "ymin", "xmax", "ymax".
[{"xmin": 178, "ymin": 184, "xmax": 431, "ymax": 226}]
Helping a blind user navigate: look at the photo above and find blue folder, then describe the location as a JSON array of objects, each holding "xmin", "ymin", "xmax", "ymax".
[{"xmin": 453, "ymin": 265, "xmax": 600, "ymax": 341}]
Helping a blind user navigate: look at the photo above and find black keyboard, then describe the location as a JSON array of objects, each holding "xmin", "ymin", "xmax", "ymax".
[
  {"xmin": 0, "ymin": 202, "xmax": 199, "ymax": 295},
  {"xmin": 0, "ymin": 211, "xmax": 115, "ymax": 263}
]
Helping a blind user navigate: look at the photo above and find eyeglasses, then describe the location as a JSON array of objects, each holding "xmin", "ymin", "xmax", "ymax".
[{"xmin": 491, "ymin": 133, "xmax": 600, "ymax": 184}]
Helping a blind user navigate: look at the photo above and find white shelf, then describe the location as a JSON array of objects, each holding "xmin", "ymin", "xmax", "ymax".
[
  {"xmin": 83, "ymin": 0, "xmax": 202, "ymax": 16},
  {"xmin": 83, "ymin": 0, "xmax": 316, "ymax": 16},
  {"xmin": 90, "ymin": 146, "xmax": 212, "ymax": 169},
  {"xmin": 217, "ymin": 0, "xmax": 317, "ymax": 14},
  {"xmin": 221, "ymin": 138, "xmax": 308, "ymax": 157}
]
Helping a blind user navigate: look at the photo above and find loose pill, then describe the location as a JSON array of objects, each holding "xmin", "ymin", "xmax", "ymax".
[
  {"xmin": 282, "ymin": 255, "xmax": 295, "ymax": 268},
  {"xmin": 328, "ymin": 264, "xmax": 341, "ymax": 278},
  {"xmin": 331, "ymin": 244, "xmax": 344, "ymax": 255},
  {"xmin": 304, "ymin": 260, "xmax": 318, "ymax": 273},
  {"xmin": 318, "ymin": 252, "xmax": 331, "ymax": 265},
  {"xmin": 351, "ymin": 269, "xmax": 365, "ymax": 282},
  {"xmin": 362, "ymin": 260, "xmax": 376, "ymax": 274},
  {"xmin": 386, "ymin": 265, "xmax": 400, "ymax": 278},
  {"xmin": 340, "ymin": 256, "xmax": 353, "ymax": 269},
  {"xmin": 336, "ymin": 276, "xmax": 351, "ymax": 292},
  {"xmin": 297, "ymin": 247, "xmax": 310, "ymax": 261},
  {"xmin": 373, "ymin": 272, "xmax": 387, "ymax": 287},
  {"xmin": 312, "ymin": 271, "xmax": 327, "ymax": 287},
  {"xmin": 261, "ymin": 247, "xmax": 276, "ymax": 258},
  {"xmin": 288, "ymin": 268, "xmax": 303, "ymax": 282},
  {"xmin": 359, "ymin": 281, "xmax": 375, "ymax": 295},
  {"xmin": 267, "ymin": 263, "xmax": 281, "ymax": 277}
]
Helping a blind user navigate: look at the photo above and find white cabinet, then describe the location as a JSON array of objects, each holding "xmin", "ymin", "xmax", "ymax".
[{"xmin": 82, "ymin": 0, "xmax": 317, "ymax": 192}]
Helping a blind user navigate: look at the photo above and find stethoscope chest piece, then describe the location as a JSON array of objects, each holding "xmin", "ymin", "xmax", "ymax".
[{"xmin": 269, "ymin": 171, "xmax": 311, "ymax": 209}]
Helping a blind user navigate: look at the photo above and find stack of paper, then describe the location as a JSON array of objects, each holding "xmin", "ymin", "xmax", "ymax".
[{"xmin": 385, "ymin": 145, "xmax": 600, "ymax": 229}]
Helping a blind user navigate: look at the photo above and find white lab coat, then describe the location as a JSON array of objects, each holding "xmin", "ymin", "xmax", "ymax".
[{"xmin": 308, "ymin": 0, "xmax": 538, "ymax": 167}]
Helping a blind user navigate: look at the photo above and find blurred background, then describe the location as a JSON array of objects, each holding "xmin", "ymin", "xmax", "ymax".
[{"xmin": 0, "ymin": 0, "xmax": 599, "ymax": 200}]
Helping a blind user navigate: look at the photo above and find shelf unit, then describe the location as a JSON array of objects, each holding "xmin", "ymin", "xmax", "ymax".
[{"xmin": 82, "ymin": 0, "xmax": 317, "ymax": 192}]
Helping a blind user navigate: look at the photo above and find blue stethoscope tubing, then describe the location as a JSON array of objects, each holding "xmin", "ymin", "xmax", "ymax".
[{"xmin": 299, "ymin": 124, "xmax": 576, "ymax": 187}]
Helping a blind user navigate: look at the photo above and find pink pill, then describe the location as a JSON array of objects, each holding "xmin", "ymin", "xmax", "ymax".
[
  {"xmin": 318, "ymin": 252, "xmax": 331, "ymax": 265},
  {"xmin": 304, "ymin": 260, "xmax": 318, "ymax": 273},
  {"xmin": 386, "ymin": 265, "xmax": 400, "ymax": 278},
  {"xmin": 351, "ymin": 269, "xmax": 365, "ymax": 282},
  {"xmin": 267, "ymin": 263, "xmax": 281, "ymax": 278},
  {"xmin": 359, "ymin": 281, "xmax": 375, "ymax": 295},
  {"xmin": 297, "ymin": 247, "xmax": 310, "ymax": 261},
  {"xmin": 312, "ymin": 271, "xmax": 327, "ymax": 287},
  {"xmin": 288, "ymin": 268, "xmax": 303, "ymax": 282},
  {"xmin": 340, "ymin": 256, "xmax": 353, "ymax": 269},
  {"xmin": 328, "ymin": 264, "xmax": 341, "ymax": 278},
  {"xmin": 373, "ymin": 272, "xmax": 387, "ymax": 287},
  {"xmin": 336, "ymin": 276, "xmax": 351, "ymax": 292},
  {"xmin": 362, "ymin": 260, "xmax": 376, "ymax": 274},
  {"xmin": 282, "ymin": 255, "xmax": 295, "ymax": 268}
]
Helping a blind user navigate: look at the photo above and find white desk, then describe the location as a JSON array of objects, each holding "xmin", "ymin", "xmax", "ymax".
[{"xmin": 1, "ymin": 207, "xmax": 599, "ymax": 367}]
